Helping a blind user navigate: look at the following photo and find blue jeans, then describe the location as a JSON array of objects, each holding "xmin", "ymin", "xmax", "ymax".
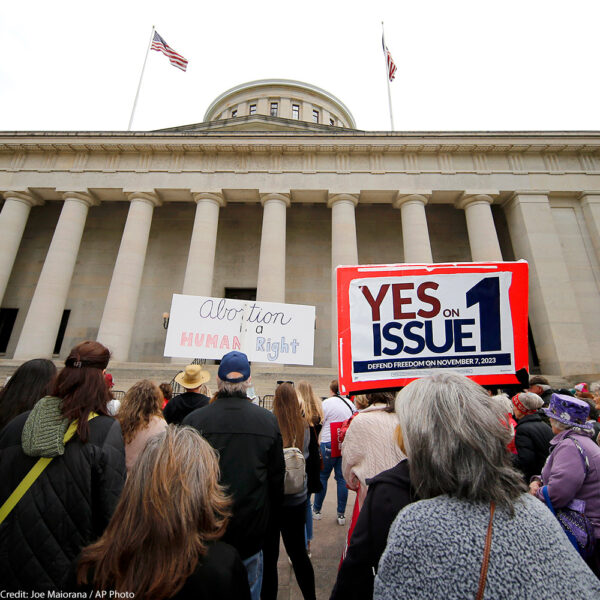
[
  {"xmin": 305, "ymin": 494, "xmax": 313, "ymax": 546},
  {"xmin": 242, "ymin": 550, "xmax": 263, "ymax": 600},
  {"xmin": 313, "ymin": 442, "xmax": 348, "ymax": 515}
]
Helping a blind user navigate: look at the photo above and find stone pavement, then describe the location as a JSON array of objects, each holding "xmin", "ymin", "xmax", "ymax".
[{"xmin": 276, "ymin": 485, "xmax": 356, "ymax": 600}]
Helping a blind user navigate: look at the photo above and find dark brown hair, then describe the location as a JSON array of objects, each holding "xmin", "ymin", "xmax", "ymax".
[
  {"xmin": 330, "ymin": 379, "xmax": 339, "ymax": 395},
  {"xmin": 273, "ymin": 383, "xmax": 305, "ymax": 449},
  {"xmin": 159, "ymin": 382, "xmax": 173, "ymax": 402},
  {"xmin": 366, "ymin": 391, "xmax": 396, "ymax": 413},
  {"xmin": 117, "ymin": 380, "xmax": 163, "ymax": 444},
  {"xmin": 77, "ymin": 426, "xmax": 230, "ymax": 598},
  {"xmin": 0, "ymin": 359, "xmax": 57, "ymax": 429},
  {"xmin": 52, "ymin": 341, "xmax": 111, "ymax": 442}
]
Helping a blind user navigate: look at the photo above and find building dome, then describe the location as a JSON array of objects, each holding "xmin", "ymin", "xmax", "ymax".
[{"xmin": 203, "ymin": 79, "xmax": 356, "ymax": 128}]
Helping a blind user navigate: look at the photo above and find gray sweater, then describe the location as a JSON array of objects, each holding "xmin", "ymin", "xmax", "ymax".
[{"xmin": 374, "ymin": 494, "xmax": 600, "ymax": 599}]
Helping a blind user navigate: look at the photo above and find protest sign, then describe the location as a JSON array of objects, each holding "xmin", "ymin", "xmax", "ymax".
[
  {"xmin": 164, "ymin": 294, "xmax": 315, "ymax": 365},
  {"xmin": 336, "ymin": 261, "xmax": 529, "ymax": 394}
]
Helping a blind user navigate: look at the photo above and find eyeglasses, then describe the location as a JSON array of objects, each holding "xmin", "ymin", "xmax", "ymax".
[{"xmin": 277, "ymin": 380, "xmax": 294, "ymax": 386}]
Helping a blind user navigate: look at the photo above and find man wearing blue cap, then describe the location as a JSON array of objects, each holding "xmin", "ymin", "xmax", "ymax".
[{"xmin": 183, "ymin": 351, "xmax": 285, "ymax": 600}]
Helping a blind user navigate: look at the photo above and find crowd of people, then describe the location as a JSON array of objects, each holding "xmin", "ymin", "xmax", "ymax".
[{"xmin": 1, "ymin": 343, "xmax": 600, "ymax": 599}]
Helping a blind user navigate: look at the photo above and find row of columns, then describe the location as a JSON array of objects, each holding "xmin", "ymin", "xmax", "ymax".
[{"xmin": 1, "ymin": 189, "xmax": 599, "ymax": 372}]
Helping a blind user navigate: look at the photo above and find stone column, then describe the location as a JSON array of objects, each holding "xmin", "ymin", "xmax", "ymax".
[
  {"xmin": 457, "ymin": 194, "xmax": 503, "ymax": 262},
  {"xmin": 503, "ymin": 192, "xmax": 593, "ymax": 375},
  {"xmin": 96, "ymin": 192, "xmax": 161, "ymax": 361},
  {"xmin": 0, "ymin": 191, "xmax": 43, "ymax": 305},
  {"xmin": 256, "ymin": 193, "xmax": 290, "ymax": 303},
  {"xmin": 329, "ymin": 194, "xmax": 359, "ymax": 366},
  {"xmin": 14, "ymin": 192, "xmax": 98, "ymax": 359},
  {"xmin": 393, "ymin": 193, "xmax": 433, "ymax": 263},
  {"xmin": 181, "ymin": 192, "xmax": 225, "ymax": 297},
  {"xmin": 580, "ymin": 193, "xmax": 600, "ymax": 266}
]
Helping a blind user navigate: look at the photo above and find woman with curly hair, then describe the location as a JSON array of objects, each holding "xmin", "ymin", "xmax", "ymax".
[
  {"xmin": 117, "ymin": 379, "xmax": 167, "ymax": 472},
  {"xmin": 76, "ymin": 426, "xmax": 250, "ymax": 599}
]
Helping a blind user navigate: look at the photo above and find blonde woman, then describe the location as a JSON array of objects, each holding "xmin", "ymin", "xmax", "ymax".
[
  {"xmin": 76, "ymin": 426, "xmax": 250, "ymax": 599},
  {"xmin": 295, "ymin": 380, "xmax": 324, "ymax": 556},
  {"xmin": 296, "ymin": 380, "xmax": 323, "ymax": 434},
  {"xmin": 118, "ymin": 380, "xmax": 167, "ymax": 472}
]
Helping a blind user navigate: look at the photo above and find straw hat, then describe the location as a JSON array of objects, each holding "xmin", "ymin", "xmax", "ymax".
[{"xmin": 174, "ymin": 364, "xmax": 211, "ymax": 389}]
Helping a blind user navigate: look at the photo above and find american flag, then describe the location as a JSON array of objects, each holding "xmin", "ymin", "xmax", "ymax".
[
  {"xmin": 382, "ymin": 36, "xmax": 397, "ymax": 82},
  {"xmin": 151, "ymin": 31, "xmax": 188, "ymax": 72}
]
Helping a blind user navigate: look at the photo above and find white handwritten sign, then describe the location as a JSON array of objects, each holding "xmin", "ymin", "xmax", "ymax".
[{"xmin": 163, "ymin": 294, "xmax": 315, "ymax": 365}]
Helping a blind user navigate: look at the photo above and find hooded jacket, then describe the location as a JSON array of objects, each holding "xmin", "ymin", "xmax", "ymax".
[
  {"xmin": 0, "ymin": 398, "xmax": 126, "ymax": 591},
  {"xmin": 331, "ymin": 459, "xmax": 416, "ymax": 600},
  {"xmin": 163, "ymin": 391, "xmax": 210, "ymax": 424}
]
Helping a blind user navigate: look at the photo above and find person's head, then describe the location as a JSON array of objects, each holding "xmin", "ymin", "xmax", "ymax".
[
  {"xmin": 174, "ymin": 364, "xmax": 210, "ymax": 394},
  {"xmin": 330, "ymin": 379, "xmax": 339, "ymax": 396},
  {"xmin": 365, "ymin": 391, "xmax": 395, "ymax": 412},
  {"xmin": 353, "ymin": 394, "xmax": 369, "ymax": 410},
  {"xmin": 296, "ymin": 380, "xmax": 323, "ymax": 425},
  {"xmin": 527, "ymin": 375, "xmax": 550, "ymax": 396},
  {"xmin": 0, "ymin": 358, "xmax": 57, "ymax": 429},
  {"xmin": 51, "ymin": 341, "xmax": 111, "ymax": 442},
  {"xmin": 395, "ymin": 373, "xmax": 526, "ymax": 511},
  {"xmin": 217, "ymin": 351, "xmax": 251, "ymax": 397},
  {"xmin": 273, "ymin": 382, "xmax": 305, "ymax": 448},
  {"xmin": 117, "ymin": 380, "xmax": 163, "ymax": 444},
  {"xmin": 491, "ymin": 393, "xmax": 513, "ymax": 415},
  {"xmin": 77, "ymin": 425, "xmax": 230, "ymax": 598},
  {"xmin": 543, "ymin": 393, "xmax": 594, "ymax": 436},
  {"xmin": 511, "ymin": 392, "xmax": 543, "ymax": 420},
  {"xmin": 159, "ymin": 382, "xmax": 173, "ymax": 403}
]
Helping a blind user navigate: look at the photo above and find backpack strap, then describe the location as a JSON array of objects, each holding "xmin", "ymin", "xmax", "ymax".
[
  {"xmin": 568, "ymin": 437, "xmax": 589, "ymax": 476},
  {"xmin": 0, "ymin": 413, "xmax": 98, "ymax": 524},
  {"xmin": 337, "ymin": 395, "xmax": 355, "ymax": 416}
]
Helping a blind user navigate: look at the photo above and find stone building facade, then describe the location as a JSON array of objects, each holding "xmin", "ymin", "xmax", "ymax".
[{"xmin": 1, "ymin": 79, "xmax": 599, "ymax": 377}]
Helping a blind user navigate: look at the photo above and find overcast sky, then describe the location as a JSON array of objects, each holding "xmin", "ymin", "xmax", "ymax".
[{"xmin": 1, "ymin": 0, "xmax": 599, "ymax": 133}]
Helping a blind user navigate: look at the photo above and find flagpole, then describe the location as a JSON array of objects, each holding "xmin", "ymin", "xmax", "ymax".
[
  {"xmin": 382, "ymin": 21, "xmax": 395, "ymax": 131},
  {"xmin": 128, "ymin": 25, "xmax": 155, "ymax": 131}
]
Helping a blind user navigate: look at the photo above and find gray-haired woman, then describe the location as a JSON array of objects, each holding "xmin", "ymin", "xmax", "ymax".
[{"xmin": 374, "ymin": 373, "xmax": 600, "ymax": 600}]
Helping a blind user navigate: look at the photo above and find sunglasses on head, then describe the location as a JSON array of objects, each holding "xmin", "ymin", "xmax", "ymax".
[{"xmin": 277, "ymin": 380, "xmax": 294, "ymax": 386}]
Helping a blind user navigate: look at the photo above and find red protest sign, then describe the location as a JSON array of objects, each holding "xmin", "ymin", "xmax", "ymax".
[{"xmin": 336, "ymin": 261, "xmax": 529, "ymax": 395}]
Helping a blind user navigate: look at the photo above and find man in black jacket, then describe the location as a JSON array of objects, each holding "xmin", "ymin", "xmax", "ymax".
[
  {"xmin": 183, "ymin": 351, "xmax": 285, "ymax": 600},
  {"xmin": 163, "ymin": 364, "xmax": 211, "ymax": 424}
]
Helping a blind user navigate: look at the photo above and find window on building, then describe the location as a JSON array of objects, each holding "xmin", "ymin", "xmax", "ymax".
[
  {"xmin": 270, "ymin": 102, "xmax": 278, "ymax": 117},
  {"xmin": 249, "ymin": 104, "xmax": 257, "ymax": 115},
  {"xmin": 0, "ymin": 308, "xmax": 18, "ymax": 353},
  {"xmin": 312, "ymin": 110, "xmax": 319, "ymax": 123},
  {"xmin": 224, "ymin": 288, "xmax": 257, "ymax": 301},
  {"xmin": 329, "ymin": 118, "xmax": 335, "ymax": 126},
  {"xmin": 292, "ymin": 104, "xmax": 300, "ymax": 119},
  {"xmin": 53, "ymin": 309, "xmax": 71, "ymax": 355},
  {"xmin": 231, "ymin": 109, "xmax": 237, "ymax": 118}
]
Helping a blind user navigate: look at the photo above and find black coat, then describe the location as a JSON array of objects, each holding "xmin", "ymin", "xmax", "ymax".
[
  {"xmin": 0, "ymin": 413, "xmax": 126, "ymax": 591},
  {"xmin": 182, "ymin": 395, "xmax": 285, "ymax": 559},
  {"xmin": 514, "ymin": 412, "xmax": 554, "ymax": 482},
  {"xmin": 163, "ymin": 391, "xmax": 210, "ymax": 424},
  {"xmin": 331, "ymin": 459, "xmax": 416, "ymax": 600},
  {"xmin": 306, "ymin": 425, "xmax": 323, "ymax": 495}
]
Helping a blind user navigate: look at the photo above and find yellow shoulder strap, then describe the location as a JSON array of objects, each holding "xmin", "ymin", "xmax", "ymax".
[{"xmin": 0, "ymin": 412, "xmax": 98, "ymax": 524}]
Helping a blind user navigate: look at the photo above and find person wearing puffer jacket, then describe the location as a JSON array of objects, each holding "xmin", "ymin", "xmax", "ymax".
[
  {"xmin": 0, "ymin": 341, "xmax": 126, "ymax": 592},
  {"xmin": 512, "ymin": 391, "xmax": 553, "ymax": 483}
]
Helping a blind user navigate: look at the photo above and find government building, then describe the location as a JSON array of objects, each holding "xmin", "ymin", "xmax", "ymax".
[{"xmin": 1, "ymin": 79, "xmax": 599, "ymax": 379}]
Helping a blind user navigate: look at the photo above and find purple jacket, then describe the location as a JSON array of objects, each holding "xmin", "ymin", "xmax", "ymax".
[{"xmin": 535, "ymin": 429, "xmax": 600, "ymax": 537}]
